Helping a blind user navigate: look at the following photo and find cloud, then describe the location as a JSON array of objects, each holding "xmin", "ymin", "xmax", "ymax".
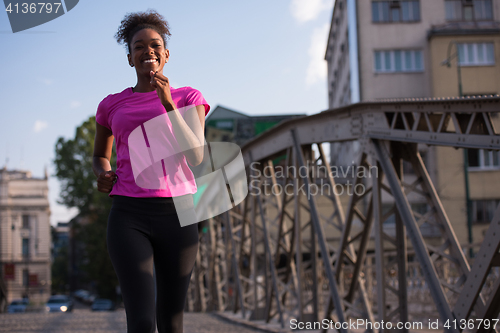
[
  {"xmin": 70, "ymin": 101, "xmax": 82, "ymax": 109},
  {"xmin": 290, "ymin": 0, "xmax": 334, "ymax": 23},
  {"xmin": 306, "ymin": 23, "xmax": 330, "ymax": 86},
  {"xmin": 34, "ymin": 120, "xmax": 48, "ymax": 133},
  {"xmin": 169, "ymin": 81, "xmax": 181, "ymax": 89},
  {"xmin": 37, "ymin": 78, "xmax": 53, "ymax": 85}
]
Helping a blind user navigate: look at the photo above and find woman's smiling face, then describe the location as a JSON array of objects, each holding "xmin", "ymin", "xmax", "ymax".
[{"xmin": 128, "ymin": 28, "xmax": 169, "ymax": 75}]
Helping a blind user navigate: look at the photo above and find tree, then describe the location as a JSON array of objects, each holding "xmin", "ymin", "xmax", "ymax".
[
  {"xmin": 54, "ymin": 116, "xmax": 118, "ymax": 298},
  {"xmin": 51, "ymin": 245, "xmax": 69, "ymax": 294},
  {"xmin": 54, "ymin": 117, "xmax": 113, "ymax": 215}
]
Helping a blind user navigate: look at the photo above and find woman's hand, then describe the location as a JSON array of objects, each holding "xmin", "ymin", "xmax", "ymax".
[
  {"xmin": 150, "ymin": 70, "xmax": 176, "ymax": 111},
  {"xmin": 148, "ymin": 71, "xmax": 206, "ymax": 166},
  {"xmin": 97, "ymin": 170, "xmax": 117, "ymax": 193}
]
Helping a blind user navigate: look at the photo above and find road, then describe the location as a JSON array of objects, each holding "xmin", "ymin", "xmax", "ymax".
[{"xmin": 0, "ymin": 309, "xmax": 264, "ymax": 333}]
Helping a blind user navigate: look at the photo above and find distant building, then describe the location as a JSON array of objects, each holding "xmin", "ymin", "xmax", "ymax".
[
  {"xmin": 50, "ymin": 222, "xmax": 70, "ymax": 295},
  {"xmin": 0, "ymin": 167, "xmax": 51, "ymax": 305},
  {"xmin": 67, "ymin": 214, "xmax": 91, "ymax": 293},
  {"xmin": 326, "ymin": 0, "xmax": 500, "ymax": 108},
  {"xmin": 325, "ymin": 0, "xmax": 500, "ymax": 246},
  {"xmin": 52, "ymin": 222, "xmax": 69, "ymax": 260},
  {"xmin": 193, "ymin": 105, "xmax": 306, "ymax": 209},
  {"xmin": 205, "ymin": 105, "xmax": 306, "ymax": 147}
]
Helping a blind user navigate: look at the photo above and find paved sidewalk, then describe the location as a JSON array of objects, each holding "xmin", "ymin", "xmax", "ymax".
[{"xmin": 0, "ymin": 309, "xmax": 262, "ymax": 333}]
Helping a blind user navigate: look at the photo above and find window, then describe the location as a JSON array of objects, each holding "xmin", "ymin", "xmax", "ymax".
[
  {"xmin": 474, "ymin": 0, "xmax": 493, "ymax": 20},
  {"xmin": 341, "ymin": 85, "xmax": 350, "ymax": 106},
  {"xmin": 445, "ymin": 0, "xmax": 493, "ymax": 21},
  {"xmin": 22, "ymin": 215, "xmax": 30, "ymax": 229},
  {"xmin": 372, "ymin": 1, "xmax": 420, "ymax": 22},
  {"xmin": 472, "ymin": 199, "xmax": 500, "ymax": 223},
  {"xmin": 468, "ymin": 149, "xmax": 500, "ymax": 169},
  {"xmin": 23, "ymin": 269, "xmax": 29, "ymax": 287},
  {"xmin": 457, "ymin": 43, "xmax": 495, "ymax": 66},
  {"xmin": 375, "ymin": 49, "xmax": 424, "ymax": 72},
  {"xmin": 215, "ymin": 121, "xmax": 233, "ymax": 129},
  {"xmin": 22, "ymin": 238, "xmax": 29, "ymax": 257}
]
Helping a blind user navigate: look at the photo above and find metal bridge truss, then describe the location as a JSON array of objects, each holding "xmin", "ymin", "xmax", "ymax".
[{"xmin": 186, "ymin": 97, "xmax": 500, "ymax": 333}]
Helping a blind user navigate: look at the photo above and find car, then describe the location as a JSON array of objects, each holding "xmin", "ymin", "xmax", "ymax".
[
  {"xmin": 72, "ymin": 289, "xmax": 89, "ymax": 301},
  {"xmin": 91, "ymin": 298, "xmax": 115, "ymax": 311},
  {"xmin": 7, "ymin": 299, "xmax": 29, "ymax": 313},
  {"xmin": 45, "ymin": 295, "xmax": 74, "ymax": 313},
  {"xmin": 82, "ymin": 293, "xmax": 97, "ymax": 305}
]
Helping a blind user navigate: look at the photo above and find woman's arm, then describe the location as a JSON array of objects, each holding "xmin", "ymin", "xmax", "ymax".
[
  {"xmin": 166, "ymin": 104, "xmax": 206, "ymax": 167},
  {"xmin": 93, "ymin": 122, "xmax": 117, "ymax": 193},
  {"xmin": 149, "ymin": 71, "xmax": 206, "ymax": 166}
]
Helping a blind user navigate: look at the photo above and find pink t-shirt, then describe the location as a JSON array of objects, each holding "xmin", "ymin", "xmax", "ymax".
[{"xmin": 95, "ymin": 86, "xmax": 210, "ymax": 197}]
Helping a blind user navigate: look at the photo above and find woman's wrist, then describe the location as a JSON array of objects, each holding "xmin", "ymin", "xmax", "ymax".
[
  {"xmin": 92, "ymin": 156, "xmax": 112, "ymax": 178},
  {"xmin": 162, "ymin": 101, "xmax": 177, "ymax": 112}
]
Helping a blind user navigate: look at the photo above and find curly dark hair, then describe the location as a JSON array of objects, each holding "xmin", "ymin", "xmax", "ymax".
[{"xmin": 115, "ymin": 9, "xmax": 171, "ymax": 54}]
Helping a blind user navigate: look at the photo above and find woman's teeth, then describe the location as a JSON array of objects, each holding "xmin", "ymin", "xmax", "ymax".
[{"xmin": 144, "ymin": 59, "xmax": 157, "ymax": 63}]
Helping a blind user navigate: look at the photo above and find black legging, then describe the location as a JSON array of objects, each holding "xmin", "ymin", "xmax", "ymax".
[{"xmin": 106, "ymin": 195, "xmax": 199, "ymax": 333}]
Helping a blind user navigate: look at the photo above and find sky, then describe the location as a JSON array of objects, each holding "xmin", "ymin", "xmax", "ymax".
[{"xmin": 0, "ymin": 0, "xmax": 335, "ymax": 225}]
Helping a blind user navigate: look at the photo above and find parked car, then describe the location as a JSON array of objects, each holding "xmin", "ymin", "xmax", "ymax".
[
  {"xmin": 82, "ymin": 293, "xmax": 97, "ymax": 305},
  {"xmin": 71, "ymin": 289, "xmax": 96, "ymax": 304},
  {"xmin": 7, "ymin": 299, "xmax": 29, "ymax": 313},
  {"xmin": 72, "ymin": 289, "xmax": 89, "ymax": 301},
  {"xmin": 91, "ymin": 298, "xmax": 115, "ymax": 311},
  {"xmin": 45, "ymin": 295, "xmax": 73, "ymax": 313}
]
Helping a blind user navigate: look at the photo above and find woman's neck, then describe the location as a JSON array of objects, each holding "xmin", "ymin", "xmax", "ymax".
[{"xmin": 132, "ymin": 73, "xmax": 157, "ymax": 93}]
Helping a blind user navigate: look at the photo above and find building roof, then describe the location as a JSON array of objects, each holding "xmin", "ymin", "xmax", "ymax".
[
  {"xmin": 428, "ymin": 21, "xmax": 500, "ymax": 39},
  {"xmin": 206, "ymin": 105, "xmax": 250, "ymax": 121},
  {"xmin": 206, "ymin": 105, "xmax": 306, "ymax": 122},
  {"xmin": 0, "ymin": 167, "xmax": 48, "ymax": 181},
  {"xmin": 363, "ymin": 94, "xmax": 500, "ymax": 104},
  {"xmin": 319, "ymin": 95, "xmax": 500, "ymax": 112}
]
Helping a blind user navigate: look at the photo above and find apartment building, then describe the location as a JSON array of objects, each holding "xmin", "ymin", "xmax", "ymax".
[
  {"xmin": 326, "ymin": 0, "xmax": 500, "ymax": 246},
  {"xmin": 0, "ymin": 167, "xmax": 51, "ymax": 304}
]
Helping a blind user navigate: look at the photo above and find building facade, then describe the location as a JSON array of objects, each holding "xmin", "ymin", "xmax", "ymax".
[
  {"xmin": 327, "ymin": 0, "xmax": 500, "ymax": 108},
  {"xmin": 0, "ymin": 168, "xmax": 51, "ymax": 305},
  {"xmin": 52, "ymin": 222, "xmax": 69, "ymax": 259},
  {"xmin": 326, "ymin": 0, "xmax": 500, "ymax": 247}
]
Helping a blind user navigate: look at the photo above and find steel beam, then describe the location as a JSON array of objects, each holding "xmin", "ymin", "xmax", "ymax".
[
  {"xmin": 372, "ymin": 159, "xmax": 387, "ymax": 326},
  {"xmin": 249, "ymin": 151, "xmax": 285, "ymax": 327},
  {"xmin": 291, "ymin": 128, "xmax": 347, "ymax": 332},
  {"xmin": 186, "ymin": 98, "xmax": 500, "ymax": 333},
  {"xmin": 392, "ymin": 143, "xmax": 409, "ymax": 329},
  {"xmin": 373, "ymin": 139, "xmax": 459, "ymax": 333},
  {"xmin": 242, "ymin": 99, "xmax": 500, "ymax": 164},
  {"xmin": 225, "ymin": 211, "xmax": 246, "ymax": 317},
  {"xmin": 454, "ymin": 204, "xmax": 500, "ymax": 323},
  {"xmin": 323, "ymin": 150, "xmax": 375, "ymax": 331}
]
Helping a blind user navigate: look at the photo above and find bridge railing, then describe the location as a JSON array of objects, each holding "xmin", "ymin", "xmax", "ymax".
[{"xmin": 186, "ymin": 96, "xmax": 500, "ymax": 333}]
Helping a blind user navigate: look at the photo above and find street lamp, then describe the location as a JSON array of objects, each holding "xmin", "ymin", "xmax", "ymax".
[
  {"xmin": 441, "ymin": 40, "xmax": 474, "ymax": 258},
  {"xmin": 441, "ymin": 41, "xmax": 463, "ymax": 96}
]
